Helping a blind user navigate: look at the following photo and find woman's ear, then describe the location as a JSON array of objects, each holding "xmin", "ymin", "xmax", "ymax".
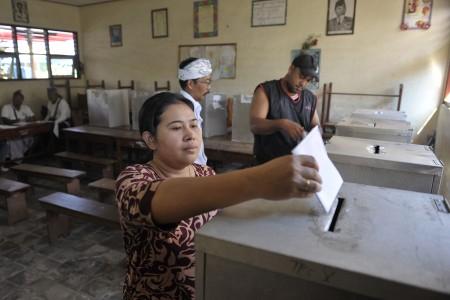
[{"xmin": 142, "ymin": 131, "xmax": 157, "ymax": 151}]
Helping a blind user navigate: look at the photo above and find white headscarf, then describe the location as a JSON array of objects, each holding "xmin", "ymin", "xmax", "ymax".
[{"xmin": 178, "ymin": 58, "xmax": 212, "ymax": 80}]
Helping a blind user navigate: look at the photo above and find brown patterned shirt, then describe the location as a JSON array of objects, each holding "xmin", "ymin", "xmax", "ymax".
[{"xmin": 116, "ymin": 163, "xmax": 217, "ymax": 300}]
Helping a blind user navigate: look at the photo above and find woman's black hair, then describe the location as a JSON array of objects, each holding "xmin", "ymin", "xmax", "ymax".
[{"xmin": 138, "ymin": 92, "xmax": 194, "ymax": 135}]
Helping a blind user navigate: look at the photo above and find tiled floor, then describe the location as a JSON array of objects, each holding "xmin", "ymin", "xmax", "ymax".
[{"xmin": 0, "ymin": 159, "xmax": 125, "ymax": 300}]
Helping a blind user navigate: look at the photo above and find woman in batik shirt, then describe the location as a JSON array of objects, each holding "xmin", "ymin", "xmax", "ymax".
[{"xmin": 116, "ymin": 92, "xmax": 322, "ymax": 299}]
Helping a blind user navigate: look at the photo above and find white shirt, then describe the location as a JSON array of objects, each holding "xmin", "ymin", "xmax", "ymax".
[
  {"xmin": 180, "ymin": 90, "xmax": 207, "ymax": 165},
  {"xmin": 44, "ymin": 98, "xmax": 71, "ymax": 137},
  {"xmin": 44, "ymin": 98, "xmax": 71, "ymax": 123},
  {"xmin": 1, "ymin": 103, "xmax": 34, "ymax": 121}
]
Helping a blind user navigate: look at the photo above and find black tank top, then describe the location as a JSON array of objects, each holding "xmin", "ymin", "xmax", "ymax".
[{"xmin": 253, "ymin": 79, "xmax": 317, "ymax": 164}]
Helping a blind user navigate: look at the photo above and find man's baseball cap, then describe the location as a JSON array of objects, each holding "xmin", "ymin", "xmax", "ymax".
[{"xmin": 292, "ymin": 54, "xmax": 319, "ymax": 81}]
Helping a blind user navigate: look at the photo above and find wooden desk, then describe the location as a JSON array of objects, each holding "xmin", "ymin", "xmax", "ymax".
[
  {"xmin": 204, "ymin": 135, "xmax": 254, "ymax": 165},
  {"xmin": 0, "ymin": 122, "xmax": 51, "ymax": 141},
  {"xmin": 64, "ymin": 126, "xmax": 254, "ymax": 168},
  {"xmin": 0, "ymin": 122, "xmax": 52, "ymax": 162},
  {"xmin": 64, "ymin": 125, "xmax": 142, "ymax": 166}
]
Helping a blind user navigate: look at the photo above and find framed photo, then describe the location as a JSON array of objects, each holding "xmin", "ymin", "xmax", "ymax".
[
  {"xmin": 251, "ymin": 0, "xmax": 287, "ymax": 27},
  {"xmin": 400, "ymin": 0, "xmax": 432, "ymax": 30},
  {"xmin": 151, "ymin": 8, "xmax": 168, "ymax": 38},
  {"xmin": 326, "ymin": 0, "xmax": 356, "ymax": 36},
  {"xmin": 178, "ymin": 43, "xmax": 237, "ymax": 79},
  {"xmin": 11, "ymin": 0, "xmax": 29, "ymax": 24},
  {"xmin": 194, "ymin": 0, "xmax": 218, "ymax": 38},
  {"xmin": 109, "ymin": 24, "xmax": 122, "ymax": 47}
]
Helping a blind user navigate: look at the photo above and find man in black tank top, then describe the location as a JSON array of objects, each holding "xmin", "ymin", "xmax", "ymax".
[{"xmin": 250, "ymin": 54, "xmax": 321, "ymax": 164}]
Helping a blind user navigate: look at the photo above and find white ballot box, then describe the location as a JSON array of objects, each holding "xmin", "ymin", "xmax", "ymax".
[
  {"xmin": 196, "ymin": 182, "xmax": 450, "ymax": 300},
  {"xmin": 130, "ymin": 90, "xmax": 153, "ymax": 131},
  {"xmin": 232, "ymin": 94, "xmax": 253, "ymax": 143},
  {"xmin": 326, "ymin": 136, "xmax": 442, "ymax": 193},
  {"xmin": 351, "ymin": 109, "xmax": 408, "ymax": 121},
  {"xmin": 87, "ymin": 89, "xmax": 130, "ymax": 128},
  {"xmin": 202, "ymin": 93, "xmax": 228, "ymax": 138},
  {"xmin": 335, "ymin": 117, "xmax": 413, "ymax": 143}
]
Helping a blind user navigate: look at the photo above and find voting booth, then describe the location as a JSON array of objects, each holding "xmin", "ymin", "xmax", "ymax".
[
  {"xmin": 130, "ymin": 90, "xmax": 153, "ymax": 131},
  {"xmin": 196, "ymin": 182, "xmax": 450, "ymax": 300},
  {"xmin": 87, "ymin": 89, "xmax": 130, "ymax": 128},
  {"xmin": 232, "ymin": 94, "xmax": 254, "ymax": 143},
  {"xmin": 326, "ymin": 136, "xmax": 443, "ymax": 194},
  {"xmin": 202, "ymin": 93, "xmax": 228, "ymax": 138}
]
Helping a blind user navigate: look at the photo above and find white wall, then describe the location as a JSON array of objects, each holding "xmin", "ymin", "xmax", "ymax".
[
  {"xmin": 0, "ymin": 0, "xmax": 82, "ymax": 114},
  {"xmin": 80, "ymin": 0, "xmax": 450, "ymax": 142},
  {"xmin": 0, "ymin": 0, "xmax": 449, "ymax": 143}
]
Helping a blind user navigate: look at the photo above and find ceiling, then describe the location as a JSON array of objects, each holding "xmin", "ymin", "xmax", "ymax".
[{"xmin": 39, "ymin": 0, "xmax": 122, "ymax": 7}]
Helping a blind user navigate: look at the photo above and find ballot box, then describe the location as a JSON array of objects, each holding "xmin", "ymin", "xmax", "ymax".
[
  {"xmin": 232, "ymin": 94, "xmax": 253, "ymax": 143},
  {"xmin": 351, "ymin": 109, "xmax": 408, "ymax": 121},
  {"xmin": 202, "ymin": 93, "xmax": 228, "ymax": 138},
  {"xmin": 196, "ymin": 182, "xmax": 450, "ymax": 300},
  {"xmin": 325, "ymin": 136, "xmax": 442, "ymax": 194},
  {"xmin": 130, "ymin": 90, "xmax": 153, "ymax": 130},
  {"xmin": 87, "ymin": 89, "xmax": 130, "ymax": 128},
  {"xmin": 335, "ymin": 117, "xmax": 413, "ymax": 143}
]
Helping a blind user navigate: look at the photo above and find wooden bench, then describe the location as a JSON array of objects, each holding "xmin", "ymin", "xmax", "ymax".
[
  {"xmin": 88, "ymin": 178, "xmax": 115, "ymax": 202},
  {"xmin": 11, "ymin": 164, "xmax": 85, "ymax": 195},
  {"xmin": 55, "ymin": 151, "xmax": 117, "ymax": 178},
  {"xmin": 39, "ymin": 192, "xmax": 120, "ymax": 243},
  {"xmin": 0, "ymin": 178, "xmax": 30, "ymax": 224}
]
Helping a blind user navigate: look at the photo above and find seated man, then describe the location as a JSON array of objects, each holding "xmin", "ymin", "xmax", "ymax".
[
  {"xmin": 1, "ymin": 90, "xmax": 36, "ymax": 162},
  {"xmin": 44, "ymin": 87, "xmax": 71, "ymax": 145}
]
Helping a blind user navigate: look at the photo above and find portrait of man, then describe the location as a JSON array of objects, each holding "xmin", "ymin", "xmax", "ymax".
[
  {"xmin": 326, "ymin": 0, "xmax": 356, "ymax": 35},
  {"xmin": 11, "ymin": 0, "xmax": 29, "ymax": 24}
]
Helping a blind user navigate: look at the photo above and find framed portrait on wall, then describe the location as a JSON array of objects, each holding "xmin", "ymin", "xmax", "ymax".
[
  {"xmin": 151, "ymin": 8, "xmax": 168, "ymax": 38},
  {"xmin": 326, "ymin": 0, "xmax": 356, "ymax": 36},
  {"xmin": 194, "ymin": 0, "xmax": 218, "ymax": 38},
  {"xmin": 109, "ymin": 24, "xmax": 122, "ymax": 47},
  {"xmin": 11, "ymin": 0, "xmax": 29, "ymax": 23},
  {"xmin": 400, "ymin": 0, "xmax": 432, "ymax": 30}
]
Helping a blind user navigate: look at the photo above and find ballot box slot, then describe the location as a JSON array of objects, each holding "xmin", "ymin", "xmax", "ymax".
[
  {"xmin": 327, "ymin": 197, "xmax": 345, "ymax": 232},
  {"xmin": 434, "ymin": 197, "xmax": 450, "ymax": 214},
  {"xmin": 366, "ymin": 144, "xmax": 385, "ymax": 154}
]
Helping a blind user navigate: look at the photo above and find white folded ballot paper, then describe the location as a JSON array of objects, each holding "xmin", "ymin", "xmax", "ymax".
[{"xmin": 291, "ymin": 126, "xmax": 343, "ymax": 213}]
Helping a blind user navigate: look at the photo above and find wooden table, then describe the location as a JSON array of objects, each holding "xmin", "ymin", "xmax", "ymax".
[
  {"xmin": 0, "ymin": 122, "xmax": 51, "ymax": 141},
  {"xmin": 64, "ymin": 126, "xmax": 255, "ymax": 167},
  {"xmin": 204, "ymin": 135, "xmax": 254, "ymax": 164},
  {"xmin": 64, "ymin": 125, "xmax": 142, "ymax": 169},
  {"xmin": 0, "ymin": 122, "xmax": 52, "ymax": 162}
]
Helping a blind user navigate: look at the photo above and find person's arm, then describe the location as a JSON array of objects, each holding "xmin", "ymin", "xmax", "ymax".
[
  {"xmin": 54, "ymin": 100, "xmax": 71, "ymax": 123},
  {"xmin": 24, "ymin": 106, "xmax": 35, "ymax": 122},
  {"xmin": 1, "ymin": 106, "xmax": 16, "ymax": 125},
  {"xmin": 1, "ymin": 117, "xmax": 16, "ymax": 125},
  {"xmin": 250, "ymin": 86, "xmax": 305, "ymax": 140},
  {"xmin": 151, "ymin": 155, "xmax": 321, "ymax": 224}
]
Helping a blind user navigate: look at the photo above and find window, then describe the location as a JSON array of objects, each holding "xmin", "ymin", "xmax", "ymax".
[{"xmin": 0, "ymin": 24, "xmax": 79, "ymax": 80}]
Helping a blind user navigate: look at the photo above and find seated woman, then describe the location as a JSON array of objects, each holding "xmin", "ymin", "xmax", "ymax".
[
  {"xmin": 116, "ymin": 92, "xmax": 322, "ymax": 300},
  {"xmin": 1, "ymin": 90, "xmax": 36, "ymax": 162}
]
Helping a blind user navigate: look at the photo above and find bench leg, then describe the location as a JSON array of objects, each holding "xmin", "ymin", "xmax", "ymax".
[
  {"xmin": 6, "ymin": 192, "xmax": 28, "ymax": 225},
  {"xmin": 46, "ymin": 211, "xmax": 70, "ymax": 243},
  {"xmin": 102, "ymin": 166, "xmax": 114, "ymax": 179},
  {"xmin": 66, "ymin": 178, "xmax": 80, "ymax": 195}
]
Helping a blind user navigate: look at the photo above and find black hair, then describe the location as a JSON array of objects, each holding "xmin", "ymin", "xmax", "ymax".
[
  {"xmin": 138, "ymin": 92, "xmax": 194, "ymax": 135},
  {"xmin": 178, "ymin": 57, "xmax": 199, "ymax": 90},
  {"xmin": 12, "ymin": 89, "xmax": 24, "ymax": 99},
  {"xmin": 335, "ymin": 0, "xmax": 346, "ymax": 9}
]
